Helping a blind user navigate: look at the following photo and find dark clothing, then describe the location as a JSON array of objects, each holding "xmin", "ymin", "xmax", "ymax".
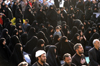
[
  {"xmin": 32, "ymin": 62, "xmax": 49, "ymax": 66},
  {"xmin": 89, "ymin": 47, "xmax": 100, "ymax": 66},
  {"xmin": 72, "ymin": 53, "xmax": 87, "ymax": 66},
  {"xmin": 46, "ymin": 46, "xmax": 61, "ymax": 66},
  {"xmin": 62, "ymin": 63, "xmax": 76, "ymax": 66}
]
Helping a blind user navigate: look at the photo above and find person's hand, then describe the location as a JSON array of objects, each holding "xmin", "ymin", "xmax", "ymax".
[{"xmin": 80, "ymin": 59, "xmax": 86, "ymax": 64}]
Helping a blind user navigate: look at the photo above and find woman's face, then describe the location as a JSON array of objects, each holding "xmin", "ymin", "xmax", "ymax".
[
  {"xmin": 3, "ymin": 40, "xmax": 6, "ymax": 45},
  {"xmin": 57, "ymin": 37, "xmax": 60, "ymax": 41},
  {"xmin": 89, "ymin": 31, "xmax": 91, "ymax": 33},
  {"xmin": 93, "ymin": 29, "xmax": 96, "ymax": 32},
  {"xmin": 65, "ymin": 39, "xmax": 68, "ymax": 42},
  {"xmin": 77, "ymin": 36, "xmax": 80, "ymax": 40},
  {"xmin": 54, "ymin": 49, "xmax": 56, "ymax": 53},
  {"xmin": 80, "ymin": 31, "xmax": 83, "ymax": 36},
  {"xmin": 16, "ymin": 31, "xmax": 18, "ymax": 35},
  {"xmin": 41, "ymin": 44, "xmax": 44, "ymax": 47}
]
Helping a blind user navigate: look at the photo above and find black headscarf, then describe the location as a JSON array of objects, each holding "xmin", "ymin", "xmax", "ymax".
[
  {"xmin": 47, "ymin": 45, "xmax": 61, "ymax": 66},
  {"xmin": 12, "ymin": 2, "xmax": 17, "ymax": 17},
  {"xmin": 24, "ymin": 36, "xmax": 38, "ymax": 54},
  {"xmin": 37, "ymin": 31, "xmax": 49, "ymax": 45},
  {"xmin": 28, "ymin": 27, "xmax": 36, "ymax": 40},
  {"xmin": 21, "ymin": 33, "xmax": 28, "ymax": 46},
  {"xmin": 71, "ymin": 33, "xmax": 81, "ymax": 44},
  {"xmin": 31, "ymin": 39, "xmax": 45, "ymax": 64},
  {"xmin": 9, "ymin": 35, "xmax": 20, "ymax": 51},
  {"xmin": 0, "ymin": 38, "xmax": 11, "ymax": 60},
  {"xmin": 70, "ymin": 26, "xmax": 78, "ymax": 39},
  {"xmin": 1, "ymin": 28, "xmax": 11, "ymax": 45},
  {"xmin": 84, "ymin": 28, "xmax": 92, "ymax": 41},
  {"xmin": 88, "ymin": 32, "xmax": 100, "ymax": 47},
  {"xmin": 9, "ymin": 25, "xmax": 16, "ymax": 36},
  {"xmin": 12, "ymin": 29, "xmax": 18, "ymax": 36},
  {"xmin": 10, "ymin": 43, "xmax": 25, "ymax": 65},
  {"xmin": 97, "ymin": 23, "xmax": 100, "ymax": 34},
  {"xmin": 41, "ymin": 27, "xmax": 49, "ymax": 38},
  {"xmin": 31, "ymin": 20, "xmax": 39, "ymax": 33},
  {"xmin": 56, "ymin": 36, "xmax": 75, "ymax": 59},
  {"xmin": 53, "ymin": 35, "xmax": 60, "ymax": 44}
]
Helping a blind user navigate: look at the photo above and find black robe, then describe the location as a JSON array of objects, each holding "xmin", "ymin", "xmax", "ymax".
[
  {"xmin": 46, "ymin": 6, "xmax": 57, "ymax": 28},
  {"xmin": 70, "ymin": 26, "xmax": 78, "ymax": 39},
  {"xmin": 21, "ymin": 33, "xmax": 28, "ymax": 46},
  {"xmin": 56, "ymin": 36, "xmax": 75, "ymax": 59},
  {"xmin": 71, "ymin": 33, "xmax": 81, "ymax": 45},
  {"xmin": 0, "ymin": 28, "xmax": 11, "ymax": 45},
  {"xmin": 24, "ymin": 7, "xmax": 34, "ymax": 25},
  {"xmin": 10, "ymin": 43, "xmax": 25, "ymax": 66},
  {"xmin": 37, "ymin": 31, "xmax": 49, "ymax": 45},
  {"xmin": 84, "ymin": 28, "xmax": 92, "ymax": 41},
  {"xmin": 9, "ymin": 35, "xmax": 20, "ymax": 52},
  {"xmin": 88, "ymin": 32, "xmax": 100, "ymax": 47},
  {"xmin": 0, "ymin": 38, "xmax": 11, "ymax": 60},
  {"xmin": 27, "ymin": 27, "xmax": 36, "ymax": 40},
  {"xmin": 24, "ymin": 36, "xmax": 38, "ymax": 54},
  {"xmin": 4, "ymin": 6, "xmax": 13, "ymax": 20},
  {"xmin": 47, "ymin": 45, "xmax": 61, "ymax": 66},
  {"xmin": 31, "ymin": 39, "xmax": 45, "ymax": 65}
]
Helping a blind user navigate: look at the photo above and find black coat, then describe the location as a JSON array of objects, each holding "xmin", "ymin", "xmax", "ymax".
[
  {"xmin": 31, "ymin": 39, "xmax": 45, "ymax": 64},
  {"xmin": 56, "ymin": 36, "xmax": 75, "ymax": 59},
  {"xmin": 47, "ymin": 45, "xmax": 61, "ymax": 66},
  {"xmin": 89, "ymin": 47, "xmax": 100, "ymax": 66},
  {"xmin": 24, "ymin": 36, "xmax": 38, "ymax": 54}
]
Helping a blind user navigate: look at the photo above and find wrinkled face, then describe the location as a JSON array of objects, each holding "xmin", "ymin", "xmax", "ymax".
[
  {"xmin": 64, "ymin": 56, "xmax": 72, "ymax": 65},
  {"xmin": 40, "ymin": 54, "xmax": 46, "ymax": 63},
  {"xmin": 77, "ymin": 45, "xmax": 84, "ymax": 54}
]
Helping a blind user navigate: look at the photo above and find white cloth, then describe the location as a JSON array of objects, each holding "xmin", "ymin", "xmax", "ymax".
[{"xmin": 23, "ymin": 51, "xmax": 31, "ymax": 64}]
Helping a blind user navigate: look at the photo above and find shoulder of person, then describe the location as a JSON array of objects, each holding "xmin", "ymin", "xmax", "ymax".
[
  {"xmin": 45, "ymin": 62, "xmax": 50, "ymax": 66},
  {"xmin": 32, "ymin": 62, "xmax": 38, "ymax": 66},
  {"xmin": 89, "ymin": 47, "xmax": 95, "ymax": 52}
]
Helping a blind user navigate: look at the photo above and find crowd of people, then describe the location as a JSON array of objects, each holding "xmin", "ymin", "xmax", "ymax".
[{"xmin": 0, "ymin": 0, "xmax": 100, "ymax": 66}]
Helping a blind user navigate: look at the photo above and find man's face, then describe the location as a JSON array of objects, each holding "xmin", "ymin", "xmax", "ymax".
[
  {"xmin": 40, "ymin": 54, "xmax": 46, "ymax": 63},
  {"xmin": 77, "ymin": 45, "xmax": 84, "ymax": 54},
  {"xmin": 64, "ymin": 57, "xmax": 72, "ymax": 65},
  {"xmin": 94, "ymin": 41, "xmax": 100, "ymax": 48}
]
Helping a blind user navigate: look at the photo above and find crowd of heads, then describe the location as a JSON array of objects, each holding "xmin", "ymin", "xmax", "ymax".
[{"xmin": 0, "ymin": 0, "xmax": 100, "ymax": 66}]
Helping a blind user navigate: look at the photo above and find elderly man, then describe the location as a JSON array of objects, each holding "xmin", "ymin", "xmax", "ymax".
[
  {"xmin": 89, "ymin": 39, "xmax": 100, "ymax": 66},
  {"xmin": 32, "ymin": 50, "xmax": 49, "ymax": 66}
]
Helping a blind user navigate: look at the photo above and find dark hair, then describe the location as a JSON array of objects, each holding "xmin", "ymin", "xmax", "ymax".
[
  {"xmin": 63, "ymin": 53, "xmax": 71, "ymax": 60},
  {"xmin": 25, "ymin": 19, "xmax": 29, "ymax": 23},
  {"xmin": 74, "ymin": 43, "xmax": 82, "ymax": 50}
]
